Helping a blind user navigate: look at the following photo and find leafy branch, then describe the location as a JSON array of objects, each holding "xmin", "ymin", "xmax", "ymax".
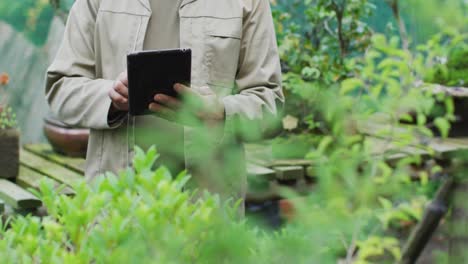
[
  {"xmin": 385, "ymin": 0, "xmax": 409, "ymax": 51},
  {"xmin": 330, "ymin": 0, "xmax": 347, "ymax": 63}
]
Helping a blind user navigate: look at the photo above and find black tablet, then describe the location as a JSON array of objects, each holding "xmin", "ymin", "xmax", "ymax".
[{"xmin": 127, "ymin": 48, "xmax": 192, "ymax": 116}]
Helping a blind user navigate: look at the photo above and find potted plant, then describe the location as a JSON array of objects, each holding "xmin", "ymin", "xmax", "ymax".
[{"xmin": 0, "ymin": 72, "xmax": 19, "ymax": 179}]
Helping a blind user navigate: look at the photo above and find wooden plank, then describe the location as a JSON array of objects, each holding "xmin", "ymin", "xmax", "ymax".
[
  {"xmin": 247, "ymin": 163, "xmax": 276, "ymax": 180},
  {"xmin": 361, "ymin": 122, "xmax": 468, "ymax": 157},
  {"xmin": 266, "ymin": 159, "xmax": 312, "ymax": 168},
  {"xmin": 17, "ymin": 166, "xmax": 75, "ymax": 196},
  {"xmin": 20, "ymin": 150, "xmax": 83, "ymax": 187},
  {"xmin": 442, "ymin": 138, "xmax": 468, "ymax": 148},
  {"xmin": 23, "ymin": 144, "xmax": 85, "ymax": 174},
  {"xmin": 428, "ymin": 84, "xmax": 468, "ymax": 98},
  {"xmin": 0, "ymin": 179, "xmax": 42, "ymax": 209},
  {"xmin": 273, "ymin": 166, "xmax": 304, "ymax": 181},
  {"xmin": 432, "ymin": 138, "xmax": 468, "ymax": 155}
]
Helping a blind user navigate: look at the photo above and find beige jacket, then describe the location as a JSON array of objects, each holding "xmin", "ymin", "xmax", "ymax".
[{"xmin": 45, "ymin": 0, "xmax": 284, "ymax": 199}]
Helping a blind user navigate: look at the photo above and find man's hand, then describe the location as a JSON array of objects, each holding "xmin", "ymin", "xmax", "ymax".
[
  {"xmin": 108, "ymin": 71, "xmax": 129, "ymax": 112},
  {"xmin": 149, "ymin": 83, "xmax": 225, "ymax": 127}
]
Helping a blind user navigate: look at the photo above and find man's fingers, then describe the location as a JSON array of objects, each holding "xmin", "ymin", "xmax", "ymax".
[
  {"xmin": 109, "ymin": 89, "xmax": 127, "ymax": 104},
  {"xmin": 174, "ymin": 83, "xmax": 198, "ymax": 97},
  {"xmin": 148, "ymin": 103, "xmax": 176, "ymax": 121},
  {"xmin": 109, "ymin": 89, "xmax": 128, "ymax": 111},
  {"xmin": 174, "ymin": 83, "xmax": 206, "ymax": 110},
  {"xmin": 118, "ymin": 71, "xmax": 128, "ymax": 86},
  {"xmin": 154, "ymin": 94, "xmax": 181, "ymax": 110},
  {"xmin": 114, "ymin": 80, "xmax": 129, "ymax": 98}
]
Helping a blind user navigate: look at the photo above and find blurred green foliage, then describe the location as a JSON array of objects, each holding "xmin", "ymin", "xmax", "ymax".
[
  {"xmin": 272, "ymin": 0, "xmax": 466, "ymax": 141},
  {"xmin": 0, "ymin": 31, "xmax": 456, "ymax": 262},
  {"xmin": 0, "ymin": 0, "xmax": 74, "ymax": 45},
  {"xmin": 275, "ymin": 0, "xmax": 468, "ymax": 46},
  {"xmin": 0, "ymin": 0, "xmax": 466, "ymax": 262},
  {"xmin": 395, "ymin": 0, "xmax": 467, "ymax": 44},
  {"xmin": 0, "ymin": 139, "xmax": 445, "ymax": 262},
  {"xmin": 424, "ymin": 32, "xmax": 468, "ymax": 86},
  {"xmin": 0, "ymin": 0, "xmax": 53, "ymax": 45},
  {"xmin": 272, "ymin": 0, "xmax": 374, "ymax": 136}
]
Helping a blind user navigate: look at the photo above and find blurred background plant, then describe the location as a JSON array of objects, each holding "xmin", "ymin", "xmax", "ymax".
[
  {"xmin": 0, "ymin": 0, "xmax": 73, "ymax": 45},
  {"xmin": 423, "ymin": 31, "xmax": 468, "ymax": 87},
  {"xmin": 270, "ymin": 0, "xmax": 466, "ymax": 159},
  {"xmin": 0, "ymin": 0, "xmax": 53, "ymax": 46}
]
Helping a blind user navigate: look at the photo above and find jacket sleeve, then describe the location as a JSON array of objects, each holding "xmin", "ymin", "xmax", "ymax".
[
  {"xmin": 45, "ymin": 0, "xmax": 121, "ymax": 129},
  {"xmin": 221, "ymin": 0, "xmax": 284, "ymax": 142}
]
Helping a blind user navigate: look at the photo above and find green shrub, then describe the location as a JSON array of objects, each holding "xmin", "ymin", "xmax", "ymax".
[
  {"xmin": 0, "ymin": 147, "xmax": 335, "ymax": 263},
  {"xmin": 423, "ymin": 30, "xmax": 468, "ymax": 86},
  {"xmin": 0, "ymin": 138, "xmax": 444, "ymax": 263}
]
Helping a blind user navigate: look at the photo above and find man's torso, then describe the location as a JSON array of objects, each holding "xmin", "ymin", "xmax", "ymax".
[
  {"xmin": 87, "ymin": 0, "xmax": 246, "ymax": 197},
  {"xmin": 135, "ymin": 0, "xmax": 185, "ymax": 173}
]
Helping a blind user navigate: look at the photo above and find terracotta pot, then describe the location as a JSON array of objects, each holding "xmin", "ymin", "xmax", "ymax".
[
  {"xmin": 0, "ymin": 128, "xmax": 20, "ymax": 179},
  {"xmin": 43, "ymin": 116, "xmax": 89, "ymax": 158}
]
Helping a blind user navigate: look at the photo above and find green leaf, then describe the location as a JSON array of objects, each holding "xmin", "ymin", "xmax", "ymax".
[
  {"xmin": 434, "ymin": 117, "xmax": 451, "ymax": 138},
  {"xmin": 340, "ymin": 78, "xmax": 364, "ymax": 95},
  {"xmin": 378, "ymin": 197, "xmax": 393, "ymax": 210}
]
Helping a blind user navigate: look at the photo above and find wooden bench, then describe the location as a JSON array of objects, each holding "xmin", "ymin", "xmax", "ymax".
[{"xmin": 0, "ymin": 144, "xmax": 82, "ymax": 216}]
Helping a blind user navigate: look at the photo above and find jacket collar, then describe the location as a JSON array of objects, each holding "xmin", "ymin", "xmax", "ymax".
[
  {"xmin": 137, "ymin": 0, "xmax": 198, "ymax": 12},
  {"xmin": 138, "ymin": 0, "xmax": 198, "ymax": 14}
]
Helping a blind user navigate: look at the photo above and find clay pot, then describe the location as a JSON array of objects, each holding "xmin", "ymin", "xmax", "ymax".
[
  {"xmin": 43, "ymin": 116, "xmax": 89, "ymax": 158},
  {"xmin": 0, "ymin": 128, "xmax": 20, "ymax": 179}
]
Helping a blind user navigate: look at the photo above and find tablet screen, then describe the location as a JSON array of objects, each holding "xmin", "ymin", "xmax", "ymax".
[{"xmin": 127, "ymin": 48, "xmax": 192, "ymax": 116}]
